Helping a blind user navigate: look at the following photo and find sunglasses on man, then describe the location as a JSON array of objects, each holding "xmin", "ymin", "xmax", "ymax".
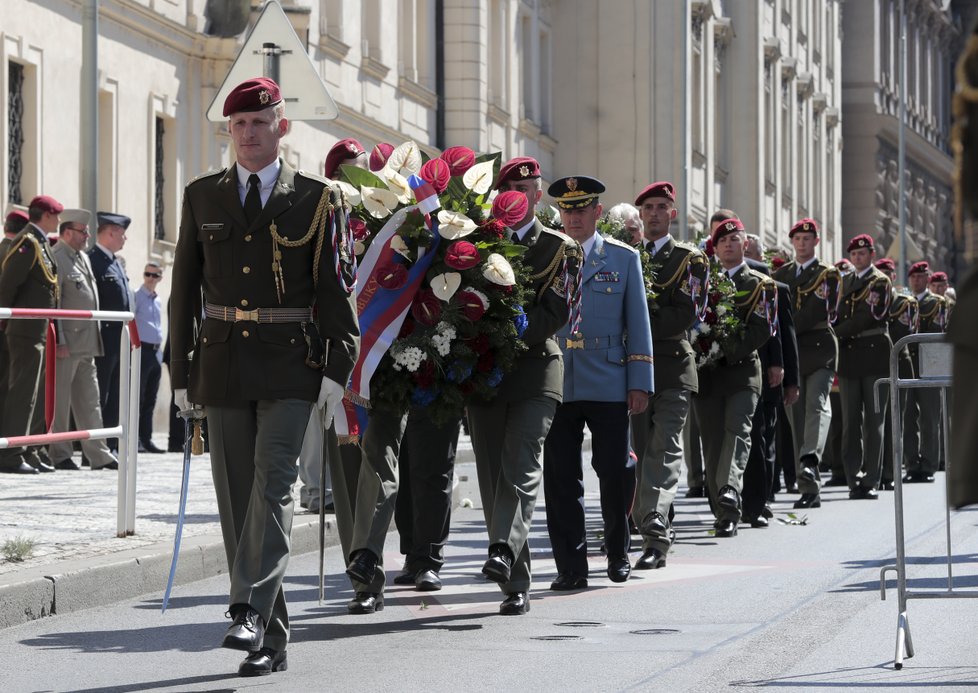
[{"xmin": 144, "ymin": 271, "xmax": 162, "ymax": 279}]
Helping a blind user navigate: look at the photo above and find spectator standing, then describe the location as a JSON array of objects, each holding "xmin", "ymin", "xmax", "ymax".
[{"xmin": 135, "ymin": 261, "xmax": 165, "ymax": 453}]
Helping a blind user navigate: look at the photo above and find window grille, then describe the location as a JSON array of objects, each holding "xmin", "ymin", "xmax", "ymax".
[
  {"xmin": 154, "ymin": 117, "xmax": 165, "ymax": 240},
  {"xmin": 7, "ymin": 62, "xmax": 24, "ymax": 205}
]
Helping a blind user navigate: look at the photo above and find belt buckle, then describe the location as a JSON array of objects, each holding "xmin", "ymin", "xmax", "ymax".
[
  {"xmin": 234, "ymin": 307, "xmax": 260, "ymax": 322},
  {"xmin": 565, "ymin": 337, "xmax": 584, "ymax": 350}
]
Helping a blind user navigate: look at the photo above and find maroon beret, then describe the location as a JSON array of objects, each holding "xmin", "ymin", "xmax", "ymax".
[
  {"xmin": 789, "ymin": 218, "xmax": 819, "ymax": 238},
  {"xmin": 495, "ymin": 156, "xmax": 540, "ymax": 190},
  {"xmin": 324, "ymin": 138, "xmax": 366, "ymax": 178},
  {"xmin": 711, "ymin": 217, "xmax": 745, "ymax": 246},
  {"xmin": 5, "ymin": 208, "xmax": 28, "ymax": 224},
  {"xmin": 634, "ymin": 181, "xmax": 676, "ymax": 206},
  {"xmin": 29, "ymin": 195, "xmax": 64, "ymax": 215},
  {"xmin": 846, "ymin": 234, "xmax": 875, "ymax": 253},
  {"xmin": 369, "ymin": 142, "xmax": 394, "ymax": 172},
  {"xmin": 908, "ymin": 261, "xmax": 931, "ymax": 276},
  {"xmin": 222, "ymin": 77, "xmax": 282, "ymax": 117},
  {"xmin": 929, "ymin": 271, "xmax": 948, "ymax": 283},
  {"xmin": 835, "ymin": 258, "xmax": 853, "ymax": 270},
  {"xmin": 874, "ymin": 258, "xmax": 896, "ymax": 273}
]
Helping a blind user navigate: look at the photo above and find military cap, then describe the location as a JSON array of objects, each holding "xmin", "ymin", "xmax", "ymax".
[
  {"xmin": 835, "ymin": 258, "xmax": 854, "ymax": 271},
  {"xmin": 369, "ymin": 142, "xmax": 394, "ymax": 172},
  {"xmin": 789, "ymin": 217, "xmax": 819, "ymax": 237},
  {"xmin": 222, "ymin": 77, "xmax": 283, "ymax": 117},
  {"xmin": 495, "ymin": 156, "xmax": 540, "ymax": 190},
  {"xmin": 29, "ymin": 195, "xmax": 64, "ymax": 215},
  {"xmin": 874, "ymin": 258, "xmax": 896, "ymax": 273},
  {"xmin": 548, "ymin": 175, "xmax": 605, "ymax": 210},
  {"xmin": 324, "ymin": 138, "xmax": 366, "ymax": 178},
  {"xmin": 847, "ymin": 234, "xmax": 874, "ymax": 252},
  {"xmin": 634, "ymin": 181, "xmax": 676, "ymax": 206},
  {"xmin": 5, "ymin": 208, "xmax": 28, "ymax": 224},
  {"xmin": 97, "ymin": 211, "xmax": 131, "ymax": 230},
  {"xmin": 711, "ymin": 217, "xmax": 745, "ymax": 246},
  {"xmin": 61, "ymin": 209, "xmax": 92, "ymax": 227},
  {"xmin": 908, "ymin": 260, "xmax": 931, "ymax": 276},
  {"xmin": 929, "ymin": 271, "xmax": 948, "ymax": 283}
]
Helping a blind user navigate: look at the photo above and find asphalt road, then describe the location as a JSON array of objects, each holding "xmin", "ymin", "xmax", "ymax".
[{"xmin": 2, "ymin": 463, "xmax": 977, "ymax": 692}]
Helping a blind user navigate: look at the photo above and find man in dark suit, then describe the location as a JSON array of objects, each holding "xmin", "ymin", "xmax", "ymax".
[
  {"xmin": 169, "ymin": 78, "xmax": 359, "ymax": 676},
  {"xmin": 468, "ymin": 156, "xmax": 581, "ymax": 615},
  {"xmin": 89, "ymin": 211, "xmax": 132, "ymax": 453}
]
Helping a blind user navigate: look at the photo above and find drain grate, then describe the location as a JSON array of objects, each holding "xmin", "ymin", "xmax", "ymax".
[
  {"xmin": 630, "ymin": 628, "xmax": 680, "ymax": 635},
  {"xmin": 554, "ymin": 621, "xmax": 604, "ymax": 628},
  {"xmin": 531, "ymin": 634, "xmax": 584, "ymax": 641}
]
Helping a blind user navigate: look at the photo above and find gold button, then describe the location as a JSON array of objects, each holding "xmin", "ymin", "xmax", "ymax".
[
  {"xmin": 242, "ymin": 266, "xmax": 251, "ymax": 274},
  {"xmin": 242, "ymin": 330, "xmax": 250, "ymax": 338},
  {"xmin": 209, "ymin": 234, "xmax": 214, "ymax": 240},
  {"xmin": 203, "ymin": 337, "xmax": 208, "ymax": 343},
  {"xmin": 240, "ymin": 299, "xmax": 249, "ymax": 307},
  {"xmin": 245, "ymin": 234, "xmax": 252, "ymax": 242},
  {"xmin": 606, "ymin": 287, "xmax": 612, "ymax": 293},
  {"xmin": 290, "ymin": 338, "xmax": 296, "ymax": 344}
]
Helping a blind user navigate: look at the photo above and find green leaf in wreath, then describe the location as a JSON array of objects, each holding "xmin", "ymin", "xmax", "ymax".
[{"xmin": 339, "ymin": 164, "xmax": 388, "ymax": 189}]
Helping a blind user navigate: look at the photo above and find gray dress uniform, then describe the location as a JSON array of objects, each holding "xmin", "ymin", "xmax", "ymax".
[{"xmin": 49, "ymin": 241, "xmax": 116, "ymax": 467}]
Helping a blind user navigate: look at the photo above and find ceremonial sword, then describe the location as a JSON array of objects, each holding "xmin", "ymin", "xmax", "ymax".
[{"xmin": 161, "ymin": 406, "xmax": 206, "ymax": 614}]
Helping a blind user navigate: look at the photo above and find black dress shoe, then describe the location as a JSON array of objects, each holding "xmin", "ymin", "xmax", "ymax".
[
  {"xmin": 798, "ymin": 466, "xmax": 818, "ymax": 484},
  {"xmin": 81, "ymin": 455, "xmax": 91, "ymax": 467},
  {"xmin": 239, "ymin": 647, "xmax": 287, "ymax": 677},
  {"xmin": 793, "ymin": 493, "xmax": 821, "ymax": 509},
  {"xmin": 761, "ymin": 504, "xmax": 774, "ymax": 519},
  {"xmin": 785, "ymin": 483, "xmax": 799, "ymax": 494},
  {"xmin": 0, "ymin": 460, "xmax": 38, "ymax": 474},
  {"xmin": 346, "ymin": 549, "xmax": 379, "ymax": 584},
  {"xmin": 902, "ymin": 472, "xmax": 935, "ymax": 484},
  {"xmin": 685, "ymin": 486, "xmax": 705, "ymax": 498},
  {"xmin": 54, "ymin": 458, "xmax": 80, "ymax": 471},
  {"xmin": 499, "ymin": 592, "xmax": 529, "ymax": 615},
  {"xmin": 139, "ymin": 440, "xmax": 166, "ymax": 454},
  {"xmin": 482, "ymin": 544, "xmax": 513, "ymax": 584},
  {"xmin": 849, "ymin": 486, "xmax": 879, "ymax": 500},
  {"xmin": 881, "ymin": 480, "xmax": 895, "ymax": 491},
  {"xmin": 714, "ymin": 520, "xmax": 738, "ymax": 537},
  {"xmin": 823, "ymin": 475, "xmax": 848, "ymax": 487},
  {"xmin": 347, "ymin": 591, "xmax": 383, "ymax": 614},
  {"xmin": 393, "ymin": 569, "xmax": 416, "ymax": 585},
  {"xmin": 25, "ymin": 451, "xmax": 55, "ymax": 473},
  {"xmin": 222, "ymin": 606, "xmax": 265, "ymax": 652},
  {"xmin": 746, "ymin": 515, "xmax": 769, "ymax": 528},
  {"xmin": 550, "ymin": 573, "xmax": 588, "ymax": 590},
  {"xmin": 607, "ymin": 556, "xmax": 631, "ymax": 583},
  {"xmin": 634, "ymin": 548, "xmax": 666, "ymax": 570},
  {"xmin": 415, "ymin": 569, "xmax": 442, "ymax": 592},
  {"xmin": 95, "ymin": 459, "xmax": 119, "ymax": 470}
]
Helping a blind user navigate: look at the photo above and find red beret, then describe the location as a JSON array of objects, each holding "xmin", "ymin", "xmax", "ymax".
[
  {"xmin": 711, "ymin": 217, "xmax": 745, "ymax": 246},
  {"xmin": 846, "ymin": 234, "xmax": 875, "ymax": 252},
  {"xmin": 874, "ymin": 258, "xmax": 896, "ymax": 273},
  {"xmin": 929, "ymin": 271, "xmax": 948, "ymax": 283},
  {"xmin": 495, "ymin": 156, "xmax": 540, "ymax": 189},
  {"xmin": 5, "ymin": 209, "xmax": 28, "ymax": 224},
  {"xmin": 634, "ymin": 181, "xmax": 676, "ymax": 206},
  {"xmin": 369, "ymin": 142, "xmax": 394, "ymax": 172},
  {"xmin": 324, "ymin": 138, "xmax": 365, "ymax": 178},
  {"xmin": 789, "ymin": 218, "xmax": 819, "ymax": 237},
  {"xmin": 908, "ymin": 261, "xmax": 930, "ymax": 276},
  {"xmin": 29, "ymin": 195, "xmax": 64, "ymax": 215},
  {"xmin": 222, "ymin": 77, "xmax": 282, "ymax": 117},
  {"xmin": 835, "ymin": 258, "xmax": 853, "ymax": 270}
]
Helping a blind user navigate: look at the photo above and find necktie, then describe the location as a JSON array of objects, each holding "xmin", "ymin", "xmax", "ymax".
[{"xmin": 244, "ymin": 173, "xmax": 261, "ymax": 224}]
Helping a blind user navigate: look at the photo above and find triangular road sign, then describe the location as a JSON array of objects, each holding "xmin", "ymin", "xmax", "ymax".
[{"xmin": 206, "ymin": 0, "xmax": 338, "ymax": 122}]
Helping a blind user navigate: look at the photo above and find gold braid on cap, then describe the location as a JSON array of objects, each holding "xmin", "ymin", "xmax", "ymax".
[{"xmin": 268, "ymin": 186, "xmax": 333, "ymax": 302}]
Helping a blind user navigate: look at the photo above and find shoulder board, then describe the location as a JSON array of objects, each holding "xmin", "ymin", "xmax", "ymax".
[
  {"xmin": 187, "ymin": 168, "xmax": 225, "ymax": 186},
  {"xmin": 773, "ymin": 261, "xmax": 794, "ymax": 275},
  {"xmin": 1, "ymin": 233, "xmax": 38, "ymax": 270},
  {"xmin": 671, "ymin": 240, "xmax": 699, "ymax": 256},
  {"xmin": 539, "ymin": 226, "xmax": 577, "ymax": 247},
  {"xmin": 602, "ymin": 236, "xmax": 639, "ymax": 253},
  {"xmin": 747, "ymin": 267, "xmax": 776, "ymax": 287},
  {"xmin": 296, "ymin": 169, "xmax": 331, "ymax": 187}
]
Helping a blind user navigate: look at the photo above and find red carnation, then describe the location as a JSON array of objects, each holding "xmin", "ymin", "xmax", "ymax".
[
  {"xmin": 705, "ymin": 310, "xmax": 719, "ymax": 326},
  {"xmin": 456, "ymin": 289, "xmax": 488, "ymax": 321},
  {"xmin": 771, "ymin": 256, "xmax": 786, "ymax": 269},
  {"xmin": 440, "ymin": 146, "xmax": 476, "ymax": 176},
  {"xmin": 445, "ymin": 241, "xmax": 481, "ymax": 270},
  {"xmin": 411, "ymin": 289, "xmax": 442, "ymax": 326},
  {"xmin": 491, "ymin": 191, "xmax": 528, "ymax": 226},
  {"xmin": 419, "ymin": 158, "xmax": 451, "ymax": 194},
  {"xmin": 377, "ymin": 263, "xmax": 408, "ymax": 290},
  {"xmin": 479, "ymin": 219, "xmax": 506, "ymax": 239},
  {"xmin": 349, "ymin": 215, "xmax": 369, "ymax": 241}
]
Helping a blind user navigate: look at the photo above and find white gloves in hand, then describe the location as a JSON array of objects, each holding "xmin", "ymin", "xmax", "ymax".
[
  {"xmin": 174, "ymin": 388, "xmax": 190, "ymax": 412},
  {"xmin": 317, "ymin": 377, "xmax": 345, "ymax": 430}
]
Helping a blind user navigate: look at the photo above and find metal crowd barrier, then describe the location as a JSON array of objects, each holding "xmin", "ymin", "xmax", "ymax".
[
  {"xmin": 875, "ymin": 332, "xmax": 967, "ymax": 670},
  {"xmin": 0, "ymin": 307, "xmax": 140, "ymax": 537}
]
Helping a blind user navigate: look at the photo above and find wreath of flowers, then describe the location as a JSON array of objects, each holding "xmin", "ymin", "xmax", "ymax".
[
  {"xmin": 335, "ymin": 143, "xmax": 531, "ymax": 424},
  {"xmin": 596, "ymin": 213, "xmax": 659, "ymax": 305},
  {"xmin": 689, "ymin": 261, "xmax": 746, "ymax": 369}
]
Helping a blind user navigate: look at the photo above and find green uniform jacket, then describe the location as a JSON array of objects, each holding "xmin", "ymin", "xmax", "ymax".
[
  {"xmin": 696, "ymin": 264, "xmax": 775, "ymax": 398},
  {"xmin": 0, "ymin": 224, "xmax": 58, "ymax": 342},
  {"xmin": 646, "ymin": 236, "xmax": 708, "ymax": 393},
  {"xmin": 169, "ymin": 160, "xmax": 360, "ymax": 405},
  {"xmin": 834, "ymin": 266, "xmax": 892, "ymax": 378},
  {"xmin": 887, "ymin": 291, "xmax": 918, "ymax": 377},
  {"xmin": 494, "ymin": 219, "xmax": 580, "ymax": 403},
  {"xmin": 908, "ymin": 289, "xmax": 947, "ymax": 370},
  {"xmin": 773, "ymin": 259, "xmax": 840, "ymax": 376}
]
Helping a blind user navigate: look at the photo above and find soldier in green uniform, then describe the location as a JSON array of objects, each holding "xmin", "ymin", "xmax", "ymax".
[
  {"xmin": 0, "ymin": 207, "xmax": 30, "ymax": 429},
  {"xmin": 468, "ymin": 156, "xmax": 581, "ymax": 615},
  {"xmin": 169, "ymin": 78, "xmax": 359, "ymax": 677},
  {"xmin": 833, "ymin": 234, "xmax": 892, "ymax": 499},
  {"xmin": 875, "ymin": 257, "xmax": 917, "ymax": 490},
  {"xmin": 693, "ymin": 218, "xmax": 776, "ymax": 537},
  {"xmin": 772, "ymin": 219, "xmax": 842, "ymax": 509},
  {"xmin": 629, "ymin": 181, "xmax": 708, "ymax": 569},
  {"xmin": 0, "ymin": 195, "xmax": 62, "ymax": 474},
  {"xmin": 902, "ymin": 261, "xmax": 947, "ymax": 483}
]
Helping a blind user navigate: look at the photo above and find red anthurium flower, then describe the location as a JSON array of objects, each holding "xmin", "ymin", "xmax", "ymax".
[
  {"xmin": 411, "ymin": 289, "xmax": 442, "ymax": 326},
  {"xmin": 419, "ymin": 158, "xmax": 451, "ymax": 194},
  {"xmin": 348, "ymin": 216, "xmax": 369, "ymax": 241},
  {"xmin": 444, "ymin": 241, "xmax": 481, "ymax": 270},
  {"xmin": 439, "ymin": 146, "xmax": 477, "ymax": 176},
  {"xmin": 491, "ymin": 190, "xmax": 528, "ymax": 226},
  {"xmin": 376, "ymin": 263, "xmax": 408, "ymax": 290},
  {"xmin": 456, "ymin": 289, "xmax": 488, "ymax": 321}
]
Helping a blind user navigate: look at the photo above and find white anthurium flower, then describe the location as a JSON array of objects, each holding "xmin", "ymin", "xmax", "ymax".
[
  {"xmin": 462, "ymin": 160, "xmax": 495, "ymax": 195},
  {"xmin": 483, "ymin": 252, "xmax": 516, "ymax": 286},
  {"xmin": 360, "ymin": 185, "xmax": 399, "ymax": 218},
  {"xmin": 436, "ymin": 210, "xmax": 478, "ymax": 239},
  {"xmin": 385, "ymin": 141, "xmax": 423, "ymax": 176},
  {"xmin": 430, "ymin": 272, "xmax": 462, "ymax": 301},
  {"xmin": 335, "ymin": 180, "xmax": 361, "ymax": 207},
  {"xmin": 389, "ymin": 234, "xmax": 412, "ymax": 260},
  {"xmin": 382, "ymin": 170, "xmax": 413, "ymax": 205}
]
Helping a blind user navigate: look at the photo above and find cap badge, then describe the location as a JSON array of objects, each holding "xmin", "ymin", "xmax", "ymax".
[
  {"xmin": 259, "ymin": 89, "xmax": 271, "ymax": 105},
  {"xmin": 803, "ymin": 222, "xmax": 811, "ymax": 230},
  {"xmin": 346, "ymin": 142, "xmax": 360, "ymax": 154},
  {"xmin": 567, "ymin": 178, "xmax": 578, "ymax": 192},
  {"xmin": 519, "ymin": 165, "xmax": 530, "ymax": 177},
  {"xmin": 725, "ymin": 222, "xmax": 736, "ymax": 231}
]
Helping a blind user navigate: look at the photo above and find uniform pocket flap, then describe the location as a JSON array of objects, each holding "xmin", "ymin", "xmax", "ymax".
[
  {"xmin": 198, "ymin": 224, "xmax": 230, "ymax": 243},
  {"xmin": 257, "ymin": 323, "xmax": 304, "ymax": 347},
  {"xmin": 200, "ymin": 319, "xmax": 233, "ymax": 345}
]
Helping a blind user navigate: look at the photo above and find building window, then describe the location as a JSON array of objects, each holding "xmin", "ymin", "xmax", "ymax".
[
  {"xmin": 520, "ymin": 14, "xmax": 534, "ymax": 122},
  {"xmin": 692, "ymin": 41, "xmax": 704, "ymax": 154},
  {"xmin": 539, "ymin": 28, "xmax": 551, "ymax": 133},
  {"xmin": 399, "ymin": 0, "xmax": 433, "ymax": 88},
  {"xmin": 320, "ymin": 0, "xmax": 343, "ymax": 40},
  {"xmin": 489, "ymin": 0, "xmax": 508, "ymax": 109},
  {"xmin": 154, "ymin": 117, "xmax": 165, "ymax": 241},
  {"xmin": 7, "ymin": 61, "xmax": 24, "ymax": 205},
  {"xmin": 363, "ymin": 0, "xmax": 382, "ymax": 62}
]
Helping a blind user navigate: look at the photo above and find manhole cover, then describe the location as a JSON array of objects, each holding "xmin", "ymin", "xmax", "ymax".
[
  {"xmin": 531, "ymin": 635, "xmax": 584, "ymax": 641},
  {"xmin": 630, "ymin": 628, "xmax": 680, "ymax": 635},
  {"xmin": 554, "ymin": 621, "xmax": 604, "ymax": 628}
]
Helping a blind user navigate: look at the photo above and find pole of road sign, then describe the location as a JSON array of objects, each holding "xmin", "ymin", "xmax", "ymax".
[{"xmin": 260, "ymin": 42, "xmax": 290, "ymax": 86}]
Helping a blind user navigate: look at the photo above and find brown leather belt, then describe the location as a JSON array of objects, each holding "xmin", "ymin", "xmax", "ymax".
[{"xmin": 204, "ymin": 302, "xmax": 313, "ymax": 324}]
